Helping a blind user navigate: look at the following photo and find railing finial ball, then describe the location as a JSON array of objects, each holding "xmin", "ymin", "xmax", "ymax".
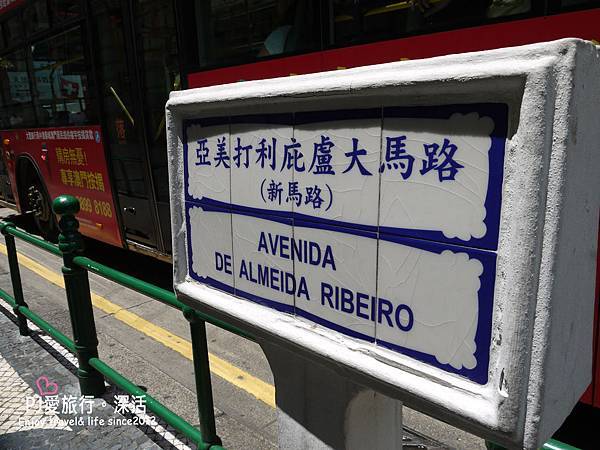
[{"xmin": 52, "ymin": 194, "xmax": 80, "ymax": 216}]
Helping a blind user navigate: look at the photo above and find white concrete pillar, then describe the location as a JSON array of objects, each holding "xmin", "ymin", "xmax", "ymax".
[{"xmin": 261, "ymin": 342, "xmax": 403, "ymax": 450}]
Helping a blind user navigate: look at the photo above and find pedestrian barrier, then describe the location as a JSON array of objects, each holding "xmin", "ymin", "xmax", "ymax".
[
  {"xmin": 0, "ymin": 195, "xmax": 579, "ymax": 450},
  {"xmin": 0, "ymin": 195, "xmax": 254, "ymax": 449}
]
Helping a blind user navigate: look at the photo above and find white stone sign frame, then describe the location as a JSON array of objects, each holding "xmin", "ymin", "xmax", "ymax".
[
  {"xmin": 181, "ymin": 102, "xmax": 503, "ymax": 386},
  {"xmin": 167, "ymin": 39, "xmax": 600, "ymax": 448}
]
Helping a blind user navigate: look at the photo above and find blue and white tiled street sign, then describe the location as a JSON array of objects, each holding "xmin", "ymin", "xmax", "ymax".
[
  {"xmin": 183, "ymin": 104, "xmax": 506, "ymax": 384},
  {"xmin": 170, "ymin": 40, "xmax": 600, "ymax": 449}
]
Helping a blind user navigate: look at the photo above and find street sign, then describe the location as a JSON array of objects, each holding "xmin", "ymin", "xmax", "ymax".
[
  {"xmin": 167, "ymin": 39, "xmax": 600, "ymax": 448},
  {"xmin": 183, "ymin": 104, "xmax": 504, "ymax": 385}
]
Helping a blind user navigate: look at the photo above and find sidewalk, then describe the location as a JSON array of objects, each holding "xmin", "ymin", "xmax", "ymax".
[{"xmin": 0, "ymin": 304, "xmax": 192, "ymax": 450}]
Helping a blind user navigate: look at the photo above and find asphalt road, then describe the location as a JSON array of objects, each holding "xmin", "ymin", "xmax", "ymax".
[{"xmin": 0, "ymin": 208, "xmax": 487, "ymax": 450}]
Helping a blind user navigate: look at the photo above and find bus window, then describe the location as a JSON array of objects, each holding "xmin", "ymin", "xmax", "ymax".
[
  {"xmin": 189, "ymin": 0, "xmax": 321, "ymax": 69},
  {"xmin": 31, "ymin": 27, "xmax": 96, "ymax": 127},
  {"xmin": 0, "ymin": 49, "xmax": 36, "ymax": 128},
  {"xmin": 91, "ymin": 0, "xmax": 147, "ymax": 198},
  {"xmin": 23, "ymin": 0, "xmax": 50, "ymax": 36},
  {"xmin": 330, "ymin": 0, "xmax": 495, "ymax": 46},
  {"xmin": 331, "ymin": 0, "xmax": 413, "ymax": 45}
]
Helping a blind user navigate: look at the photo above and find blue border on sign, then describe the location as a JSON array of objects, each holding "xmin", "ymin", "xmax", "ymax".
[
  {"xmin": 295, "ymin": 108, "xmax": 381, "ymax": 124},
  {"xmin": 183, "ymin": 104, "xmax": 508, "ymax": 250},
  {"xmin": 182, "ymin": 116, "xmax": 232, "ymax": 207},
  {"xmin": 182, "ymin": 103, "xmax": 504, "ymax": 385},
  {"xmin": 185, "ymin": 202, "xmax": 295, "ymax": 313},
  {"xmin": 233, "ymin": 287, "xmax": 295, "ymax": 314},
  {"xmin": 380, "ymin": 103, "xmax": 508, "ymax": 251},
  {"xmin": 376, "ymin": 233, "xmax": 496, "ymax": 385},
  {"xmin": 230, "ymin": 113, "xmax": 294, "ymax": 125},
  {"xmin": 295, "ymin": 307, "xmax": 376, "ymax": 343},
  {"xmin": 293, "ymin": 218, "xmax": 378, "ymax": 343},
  {"xmin": 184, "ymin": 203, "xmax": 495, "ymax": 385},
  {"xmin": 184, "ymin": 202, "xmax": 234, "ymax": 295},
  {"xmin": 233, "ymin": 212, "xmax": 295, "ymax": 314}
]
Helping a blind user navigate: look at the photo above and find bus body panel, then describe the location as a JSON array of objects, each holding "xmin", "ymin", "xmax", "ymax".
[
  {"xmin": 1, "ymin": 126, "xmax": 122, "ymax": 247},
  {"xmin": 188, "ymin": 8, "xmax": 600, "ymax": 89}
]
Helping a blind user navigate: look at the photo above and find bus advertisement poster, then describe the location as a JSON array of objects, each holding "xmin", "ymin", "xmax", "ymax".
[{"xmin": 1, "ymin": 126, "xmax": 122, "ymax": 247}]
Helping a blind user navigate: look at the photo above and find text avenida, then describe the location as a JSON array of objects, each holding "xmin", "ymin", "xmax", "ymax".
[{"xmin": 215, "ymin": 231, "xmax": 413, "ymax": 332}]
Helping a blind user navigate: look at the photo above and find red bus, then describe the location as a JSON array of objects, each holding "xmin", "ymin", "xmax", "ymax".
[{"xmin": 0, "ymin": 0, "xmax": 598, "ymax": 441}]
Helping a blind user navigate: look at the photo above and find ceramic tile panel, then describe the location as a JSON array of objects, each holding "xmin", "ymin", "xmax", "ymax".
[
  {"xmin": 230, "ymin": 115, "xmax": 294, "ymax": 215},
  {"xmin": 379, "ymin": 105, "xmax": 507, "ymax": 249},
  {"xmin": 376, "ymin": 234, "xmax": 495, "ymax": 383},
  {"xmin": 293, "ymin": 110, "xmax": 381, "ymax": 229},
  {"xmin": 186, "ymin": 203, "xmax": 234, "ymax": 294},
  {"xmin": 185, "ymin": 119, "xmax": 231, "ymax": 206},
  {"xmin": 232, "ymin": 213, "xmax": 295, "ymax": 313},
  {"xmin": 293, "ymin": 222, "xmax": 377, "ymax": 342}
]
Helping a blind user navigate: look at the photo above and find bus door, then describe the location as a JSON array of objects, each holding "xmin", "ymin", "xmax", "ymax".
[
  {"xmin": 130, "ymin": 0, "xmax": 178, "ymax": 254},
  {"xmin": 91, "ymin": 0, "xmax": 169, "ymax": 253}
]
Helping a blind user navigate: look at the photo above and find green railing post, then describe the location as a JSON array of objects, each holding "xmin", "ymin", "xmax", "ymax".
[
  {"xmin": 53, "ymin": 195, "xmax": 105, "ymax": 397},
  {"xmin": 1, "ymin": 222, "xmax": 29, "ymax": 336},
  {"xmin": 183, "ymin": 306, "xmax": 221, "ymax": 447}
]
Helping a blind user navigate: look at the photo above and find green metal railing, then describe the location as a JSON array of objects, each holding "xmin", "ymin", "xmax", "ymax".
[
  {"xmin": 0, "ymin": 194, "xmax": 257, "ymax": 449},
  {"xmin": 0, "ymin": 194, "xmax": 581, "ymax": 450}
]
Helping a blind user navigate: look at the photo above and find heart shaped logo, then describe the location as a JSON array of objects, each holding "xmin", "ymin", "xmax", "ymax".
[{"xmin": 35, "ymin": 376, "xmax": 59, "ymax": 397}]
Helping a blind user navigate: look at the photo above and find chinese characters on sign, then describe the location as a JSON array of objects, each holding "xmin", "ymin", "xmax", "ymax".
[
  {"xmin": 45, "ymin": 130, "xmax": 113, "ymax": 221},
  {"xmin": 4, "ymin": 126, "xmax": 120, "ymax": 246},
  {"xmin": 184, "ymin": 105, "xmax": 507, "ymax": 384},
  {"xmin": 26, "ymin": 129, "xmax": 95, "ymax": 141},
  {"xmin": 56, "ymin": 147, "xmax": 105, "ymax": 191},
  {"xmin": 56, "ymin": 146, "xmax": 111, "ymax": 219},
  {"xmin": 56, "ymin": 147, "xmax": 88, "ymax": 166},
  {"xmin": 196, "ymin": 133, "xmax": 462, "ymax": 179},
  {"xmin": 59, "ymin": 168, "xmax": 105, "ymax": 191},
  {"xmin": 193, "ymin": 133, "xmax": 462, "ymax": 211}
]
